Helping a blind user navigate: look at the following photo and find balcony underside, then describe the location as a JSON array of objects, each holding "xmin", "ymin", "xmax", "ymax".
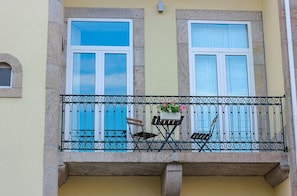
[{"xmin": 59, "ymin": 151, "xmax": 289, "ymax": 188}]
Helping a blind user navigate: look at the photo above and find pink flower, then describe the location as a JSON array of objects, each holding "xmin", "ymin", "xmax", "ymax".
[
  {"xmin": 158, "ymin": 102, "xmax": 186, "ymax": 113},
  {"xmin": 179, "ymin": 105, "xmax": 186, "ymax": 111}
]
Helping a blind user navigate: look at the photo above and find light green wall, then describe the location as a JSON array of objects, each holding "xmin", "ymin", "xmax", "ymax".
[{"xmin": 0, "ymin": 0, "xmax": 48, "ymax": 195}]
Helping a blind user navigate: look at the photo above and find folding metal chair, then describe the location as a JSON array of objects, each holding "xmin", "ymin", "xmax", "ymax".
[
  {"xmin": 190, "ymin": 115, "xmax": 218, "ymax": 152},
  {"xmin": 126, "ymin": 117, "xmax": 158, "ymax": 151}
]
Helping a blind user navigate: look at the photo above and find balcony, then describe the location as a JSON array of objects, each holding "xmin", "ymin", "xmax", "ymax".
[
  {"xmin": 60, "ymin": 95, "xmax": 286, "ymax": 152},
  {"xmin": 58, "ymin": 95, "xmax": 288, "ymax": 189}
]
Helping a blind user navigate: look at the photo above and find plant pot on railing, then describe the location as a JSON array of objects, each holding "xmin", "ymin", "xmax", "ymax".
[
  {"xmin": 158, "ymin": 102, "xmax": 186, "ymax": 120},
  {"xmin": 160, "ymin": 112, "xmax": 181, "ymax": 120}
]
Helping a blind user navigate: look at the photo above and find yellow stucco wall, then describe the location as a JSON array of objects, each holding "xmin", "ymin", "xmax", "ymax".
[
  {"xmin": 262, "ymin": 0, "xmax": 284, "ymax": 96},
  {"xmin": 275, "ymin": 178, "xmax": 291, "ymax": 196},
  {"xmin": 0, "ymin": 0, "xmax": 48, "ymax": 195},
  {"xmin": 61, "ymin": 1, "xmax": 288, "ymax": 196},
  {"xmin": 59, "ymin": 176, "xmax": 161, "ymax": 196},
  {"xmin": 65, "ymin": 0, "xmax": 262, "ymax": 9},
  {"xmin": 181, "ymin": 176, "xmax": 275, "ymax": 196},
  {"xmin": 65, "ymin": 0, "xmax": 284, "ymax": 96},
  {"xmin": 64, "ymin": 0, "xmax": 262, "ymax": 95},
  {"xmin": 59, "ymin": 176, "xmax": 282, "ymax": 196}
]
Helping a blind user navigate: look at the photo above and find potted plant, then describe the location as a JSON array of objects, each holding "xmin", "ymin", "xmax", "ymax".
[{"xmin": 158, "ymin": 102, "xmax": 186, "ymax": 120}]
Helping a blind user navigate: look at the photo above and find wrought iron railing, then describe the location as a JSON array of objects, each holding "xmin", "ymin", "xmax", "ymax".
[{"xmin": 60, "ymin": 95, "xmax": 286, "ymax": 152}]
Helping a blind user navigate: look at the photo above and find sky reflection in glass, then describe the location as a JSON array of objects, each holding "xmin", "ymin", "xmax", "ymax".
[{"xmin": 71, "ymin": 21, "xmax": 130, "ymax": 46}]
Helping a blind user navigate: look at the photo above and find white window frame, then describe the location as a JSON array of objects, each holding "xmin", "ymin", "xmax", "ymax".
[
  {"xmin": 65, "ymin": 18, "xmax": 134, "ymax": 148},
  {"xmin": 188, "ymin": 20, "xmax": 258, "ymax": 150},
  {"xmin": 188, "ymin": 20, "xmax": 255, "ymax": 96},
  {"xmin": 66, "ymin": 18, "xmax": 133, "ymax": 95}
]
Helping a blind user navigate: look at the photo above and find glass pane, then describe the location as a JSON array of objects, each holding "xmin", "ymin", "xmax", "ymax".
[
  {"xmin": 71, "ymin": 21, "xmax": 130, "ymax": 46},
  {"xmin": 72, "ymin": 53, "xmax": 96, "ymax": 151},
  {"xmin": 104, "ymin": 53, "xmax": 127, "ymax": 151},
  {"xmin": 72, "ymin": 53, "xmax": 95, "ymax": 94},
  {"xmin": 194, "ymin": 55, "xmax": 218, "ymax": 144},
  {"xmin": 226, "ymin": 55, "xmax": 248, "ymax": 96},
  {"xmin": 226, "ymin": 55, "xmax": 251, "ymax": 150},
  {"xmin": 191, "ymin": 23, "xmax": 248, "ymax": 48},
  {"xmin": 0, "ymin": 67, "xmax": 11, "ymax": 86},
  {"xmin": 104, "ymin": 53, "xmax": 127, "ymax": 95},
  {"xmin": 195, "ymin": 55, "xmax": 218, "ymax": 96}
]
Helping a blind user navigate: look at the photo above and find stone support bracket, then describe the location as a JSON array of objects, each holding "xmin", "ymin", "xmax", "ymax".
[
  {"xmin": 162, "ymin": 164, "xmax": 183, "ymax": 196},
  {"xmin": 58, "ymin": 163, "xmax": 68, "ymax": 188},
  {"xmin": 264, "ymin": 160, "xmax": 290, "ymax": 187}
]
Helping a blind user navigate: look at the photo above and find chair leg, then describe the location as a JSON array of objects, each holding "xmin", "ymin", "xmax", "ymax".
[
  {"xmin": 194, "ymin": 140, "xmax": 212, "ymax": 152},
  {"xmin": 195, "ymin": 141, "xmax": 204, "ymax": 152},
  {"xmin": 198, "ymin": 141, "xmax": 212, "ymax": 152},
  {"xmin": 146, "ymin": 138, "xmax": 154, "ymax": 152},
  {"xmin": 133, "ymin": 137, "xmax": 141, "ymax": 152},
  {"xmin": 203, "ymin": 142, "xmax": 212, "ymax": 152},
  {"xmin": 198, "ymin": 142, "xmax": 207, "ymax": 152},
  {"xmin": 133, "ymin": 137, "xmax": 156, "ymax": 152}
]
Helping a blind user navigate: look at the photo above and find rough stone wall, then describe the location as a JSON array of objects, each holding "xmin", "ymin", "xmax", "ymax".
[{"xmin": 44, "ymin": 0, "xmax": 64, "ymax": 195}]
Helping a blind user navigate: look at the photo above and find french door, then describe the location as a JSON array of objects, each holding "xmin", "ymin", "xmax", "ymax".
[
  {"xmin": 190, "ymin": 52, "xmax": 256, "ymax": 151},
  {"xmin": 66, "ymin": 51, "xmax": 131, "ymax": 151},
  {"xmin": 189, "ymin": 21, "xmax": 256, "ymax": 151}
]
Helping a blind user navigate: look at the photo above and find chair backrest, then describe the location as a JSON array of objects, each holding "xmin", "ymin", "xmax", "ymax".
[
  {"xmin": 126, "ymin": 117, "xmax": 144, "ymax": 127},
  {"xmin": 126, "ymin": 117, "xmax": 144, "ymax": 133},
  {"xmin": 209, "ymin": 114, "xmax": 218, "ymax": 136},
  {"xmin": 191, "ymin": 114, "xmax": 218, "ymax": 140}
]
